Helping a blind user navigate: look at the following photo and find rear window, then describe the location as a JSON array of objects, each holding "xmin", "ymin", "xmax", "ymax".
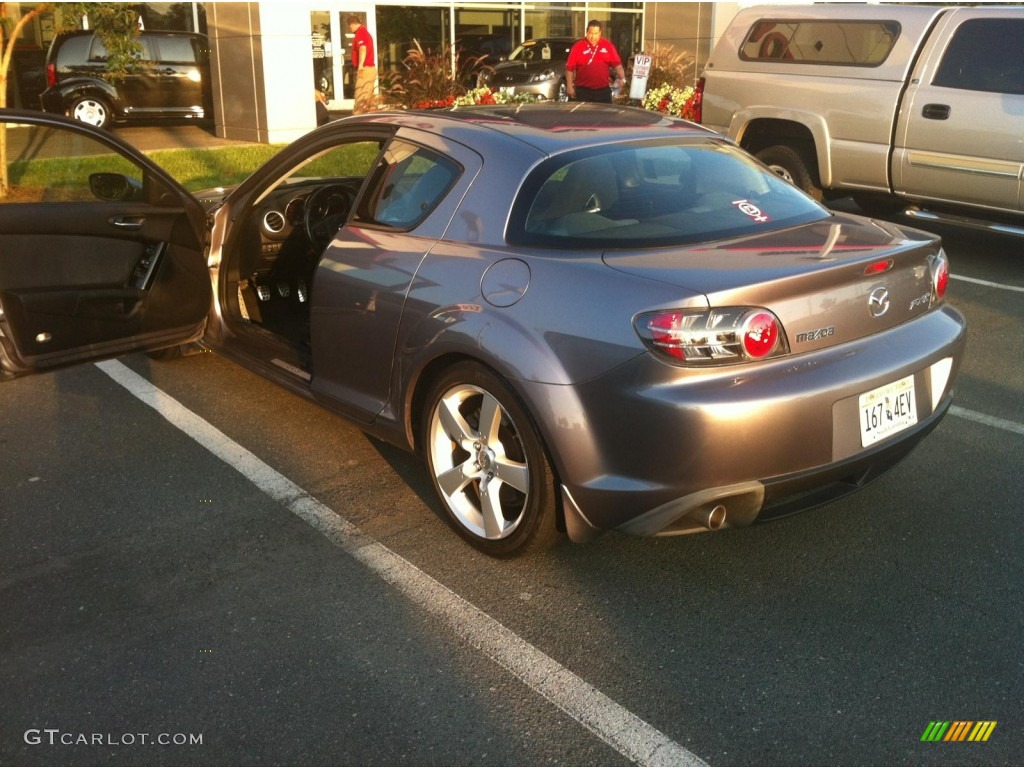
[
  {"xmin": 510, "ymin": 139, "xmax": 827, "ymax": 249},
  {"xmin": 739, "ymin": 20, "xmax": 900, "ymax": 66},
  {"xmin": 53, "ymin": 35, "xmax": 91, "ymax": 66}
]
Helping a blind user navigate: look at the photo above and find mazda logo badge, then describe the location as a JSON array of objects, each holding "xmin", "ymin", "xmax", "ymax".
[{"xmin": 868, "ymin": 287, "xmax": 890, "ymax": 318}]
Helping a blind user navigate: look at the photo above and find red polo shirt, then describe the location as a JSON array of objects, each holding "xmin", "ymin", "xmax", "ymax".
[
  {"xmin": 351, "ymin": 25, "xmax": 375, "ymax": 68},
  {"xmin": 565, "ymin": 37, "xmax": 622, "ymax": 89}
]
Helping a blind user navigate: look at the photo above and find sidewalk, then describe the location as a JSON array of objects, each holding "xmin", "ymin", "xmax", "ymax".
[
  {"xmin": 110, "ymin": 112, "xmax": 353, "ymax": 153},
  {"xmin": 110, "ymin": 123, "xmax": 253, "ymax": 153}
]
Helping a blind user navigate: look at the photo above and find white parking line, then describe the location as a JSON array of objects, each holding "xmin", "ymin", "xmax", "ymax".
[
  {"xmin": 951, "ymin": 274, "xmax": 1024, "ymax": 293},
  {"xmin": 95, "ymin": 359, "xmax": 705, "ymax": 768},
  {"xmin": 950, "ymin": 406, "xmax": 1024, "ymax": 437}
]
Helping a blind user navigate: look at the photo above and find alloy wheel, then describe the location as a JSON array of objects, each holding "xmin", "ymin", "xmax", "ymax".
[{"xmin": 428, "ymin": 382, "xmax": 531, "ymax": 541}]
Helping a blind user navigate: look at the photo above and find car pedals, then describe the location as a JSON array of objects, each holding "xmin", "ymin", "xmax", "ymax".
[{"xmin": 253, "ymin": 280, "xmax": 305, "ymax": 303}]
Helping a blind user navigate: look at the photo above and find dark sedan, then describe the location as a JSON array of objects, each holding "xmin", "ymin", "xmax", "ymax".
[{"xmin": 0, "ymin": 106, "xmax": 966, "ymax": 555}]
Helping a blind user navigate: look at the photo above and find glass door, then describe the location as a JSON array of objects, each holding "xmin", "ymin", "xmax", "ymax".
[
  {"xmin": 310, "ymin": 6, "xmax": 376, "ymax": 112},
  {"xmin": 310, "ymin": 10, "xmax": 338, "ymax": 106}
]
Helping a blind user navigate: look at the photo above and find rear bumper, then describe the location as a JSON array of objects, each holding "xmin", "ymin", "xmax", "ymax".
[
  {"xmin": 520, "ymin": 304, "xmax": 966, "ymax": 539},
  {"xmin": 615, "ymin": 394, "xmax": 949, "ymax": 537},
  {"xmin": 39, "ymin": 88, "xmax": 66, "ymax": 114}
]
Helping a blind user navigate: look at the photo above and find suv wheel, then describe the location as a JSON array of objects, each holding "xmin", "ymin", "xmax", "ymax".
[{"xmin": 69, "ymin": 97, "xmax": 112, "ymax": 129}]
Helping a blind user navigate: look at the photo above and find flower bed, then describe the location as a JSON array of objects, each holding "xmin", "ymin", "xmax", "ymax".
[{"xmin": 641, "ymin": 83, "xmax": 698, "ymax": 121}]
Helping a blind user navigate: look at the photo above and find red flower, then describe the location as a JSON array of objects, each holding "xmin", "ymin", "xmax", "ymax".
[{"xmin": 679, "ymin": 95, "xmax": 697, "ymax": 121}]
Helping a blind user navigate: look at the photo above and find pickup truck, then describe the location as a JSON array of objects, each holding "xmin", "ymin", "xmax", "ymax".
[{"xmin": 696, "ymin": 4, "xmax": 1024, "ymax": 234}]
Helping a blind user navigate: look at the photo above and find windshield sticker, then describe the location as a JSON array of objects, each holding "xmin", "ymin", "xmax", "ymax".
[{"xmin": 732, "ymin": 198, "xmax": 771, "ymax": 223}]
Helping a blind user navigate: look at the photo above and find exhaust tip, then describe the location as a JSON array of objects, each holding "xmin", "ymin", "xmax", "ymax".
[{"xmin": 688, "ymin": 504, "xmax": 727, "ymax": 531}]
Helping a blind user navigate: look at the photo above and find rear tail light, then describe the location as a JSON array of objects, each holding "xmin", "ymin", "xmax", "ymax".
[
  {"xmin": 46, "ymin": 63, "xmax": 57, "ymax": 89},
  {"xmin": 635, "ymin": 307, "xmax": 788, "ymax": 366},
  {"xmin": 931, "ymin": 249, "xmax": 949, "ymax": 301}
]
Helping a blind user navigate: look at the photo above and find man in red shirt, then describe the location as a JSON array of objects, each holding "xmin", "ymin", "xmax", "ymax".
[
  {"xmin": 347, "ymin": 15, "xmax": 376, "ymax": 114},
  {"xmin": 565, "ymin": 20, "xmax": 625, "ymax": 103}
]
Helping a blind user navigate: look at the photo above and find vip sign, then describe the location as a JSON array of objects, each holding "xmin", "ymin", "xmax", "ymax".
[{"xmin": 630, "ymin": 54, "xmax": 652, "ymax": 100}]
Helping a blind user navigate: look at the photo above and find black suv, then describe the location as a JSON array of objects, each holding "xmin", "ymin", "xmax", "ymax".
[{"xmin": 40, "ymin": 30, "xmax": 212, "ymax": 129}]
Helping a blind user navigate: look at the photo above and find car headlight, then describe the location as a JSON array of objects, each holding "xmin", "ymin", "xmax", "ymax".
[{"xmin": 528, "ymin": 69, "xmax": 557, "ymax": 83}]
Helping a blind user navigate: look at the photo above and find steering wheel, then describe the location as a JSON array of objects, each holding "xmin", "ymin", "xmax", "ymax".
[{"xmin": 304, "ymin": 183, "xmax": 354, "ymax": 248}]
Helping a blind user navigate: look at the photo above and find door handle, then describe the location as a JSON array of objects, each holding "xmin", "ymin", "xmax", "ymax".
[
  {"xmin": 922, "ymin": 103, "xmax": 951, "ymax": 120},
  {"xmin": 109, "ymin": 216, "xmax": 145, "ymax": 230}
]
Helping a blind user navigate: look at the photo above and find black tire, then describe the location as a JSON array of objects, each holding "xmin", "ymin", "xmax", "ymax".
[
  {"xmin": 421, "ymin": 362, "xmax": 559, "ymax": 556},
  {"xmin": 68, "ymin": 96, "xmax": 112, "ymax": 130},
  {"xmin": 756, "ymin": 144, "xmax": 822, "ymax": 200}
]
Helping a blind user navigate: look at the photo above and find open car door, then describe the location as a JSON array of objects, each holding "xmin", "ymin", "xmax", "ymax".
[{"xmin": 0, "ymin": 110, "xmax": 210, "ymax": 380}]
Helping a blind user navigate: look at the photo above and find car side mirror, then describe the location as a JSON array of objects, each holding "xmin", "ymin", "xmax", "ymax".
[{"xmin": 89, "ymin": 172, "xmax": 143, "ymax": 202}]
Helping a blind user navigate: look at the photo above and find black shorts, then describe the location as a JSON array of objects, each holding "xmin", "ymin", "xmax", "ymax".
[{"xmin": 573, "ymin": 85, "xmax": 612, "ymax": 103}]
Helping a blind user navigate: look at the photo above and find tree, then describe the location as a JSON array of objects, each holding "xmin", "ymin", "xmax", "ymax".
[
  {"xmin": 1, "ymin": 3, "xmax": 49, "ymax": 196},
  {"xmin": 0, "ymin": 2, "xmax": 142, "ymax": 197},
  {"xmin": 62, "ymin": 3, "xmax": 145, "ymax": 81}
]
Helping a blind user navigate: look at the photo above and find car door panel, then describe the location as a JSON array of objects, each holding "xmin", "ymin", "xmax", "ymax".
[
  {"xmin": 894, "ymin": 14, "xmax": 1024, "ymax": 213},
  {"xmin": 0, "ymin": 111, "xmax": 210, "ymax": 378},
  {"xmin": 308, "ymin": 132, "xmax": 478, "ymax": 421}
]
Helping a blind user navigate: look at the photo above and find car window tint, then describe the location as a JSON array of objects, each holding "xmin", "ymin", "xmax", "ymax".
[
  {"xmin": 56, "ymin": 35, "xmax": 91, "ymax": 67},
  {"xmin": 356, "ymin": 140, "xmax": 459, "ymax": 229},
  {"xmin": 89, "ymin": 36, "xmax": 153, "ymax": 63},
  {"xmin": 515, "ymin": 139, "xmax": 827, "ymax": 248},
  {"xmin": 933, "ymin": 18, "xmax": 1024, "ymax": 95},
  {"xmin": 739, "ymin": 20, "xmax": 900, "ymax": 66},
  {"xmin": 509, "ymin": 40, "xmax": 571, "ymax": 63},
  {"xmin": 0, "ymin": 123, "xmax": 142, "ymax": 204},
  {"xmin": 154, "ymin": 36, "xmax": 197, "ymax": 65}
]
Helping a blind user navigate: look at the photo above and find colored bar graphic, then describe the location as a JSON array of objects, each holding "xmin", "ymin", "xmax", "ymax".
[
  {"xmin": 945, "ymin": 721, "xmax": 973, "ymax": 741},
  {"xmin": 921, "ymin": 720, "xmax": 996, "ymax": 742},
  {"xmin": 969, "ymin": 722, "xmax": 997, "ymax": 742},
  {"xmin": 921, "ymin": 721, "xmax": 950, "ymax": 742}
]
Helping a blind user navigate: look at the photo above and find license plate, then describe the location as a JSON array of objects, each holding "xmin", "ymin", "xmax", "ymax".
[
  {"xmin": 859, "ymin": 375, "xmax": 917, "ymax": 447},
  {"xmin": 500, "ymin": 86, "xmax": 515, "ymax": 94}
]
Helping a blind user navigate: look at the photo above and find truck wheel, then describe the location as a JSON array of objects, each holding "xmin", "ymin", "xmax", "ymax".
[{"xmin": 756, "ymin": 145, "xmax": 822, "ymax": 201}]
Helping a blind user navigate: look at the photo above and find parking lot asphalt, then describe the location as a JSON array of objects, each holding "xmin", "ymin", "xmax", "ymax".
[{"xmin": 1, "ymin": 122, "xmax": 1021, "ymax": 765}]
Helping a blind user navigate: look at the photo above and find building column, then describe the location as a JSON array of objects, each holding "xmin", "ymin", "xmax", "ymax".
[{"xmin": 207, "ymin": 3, "xmax": 318, "ymax": 143}]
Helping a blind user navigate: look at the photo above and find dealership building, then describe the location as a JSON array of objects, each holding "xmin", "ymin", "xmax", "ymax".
[{"xmin": 6, "ymin": 1, "xmax": 741, "ymax": 142}]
